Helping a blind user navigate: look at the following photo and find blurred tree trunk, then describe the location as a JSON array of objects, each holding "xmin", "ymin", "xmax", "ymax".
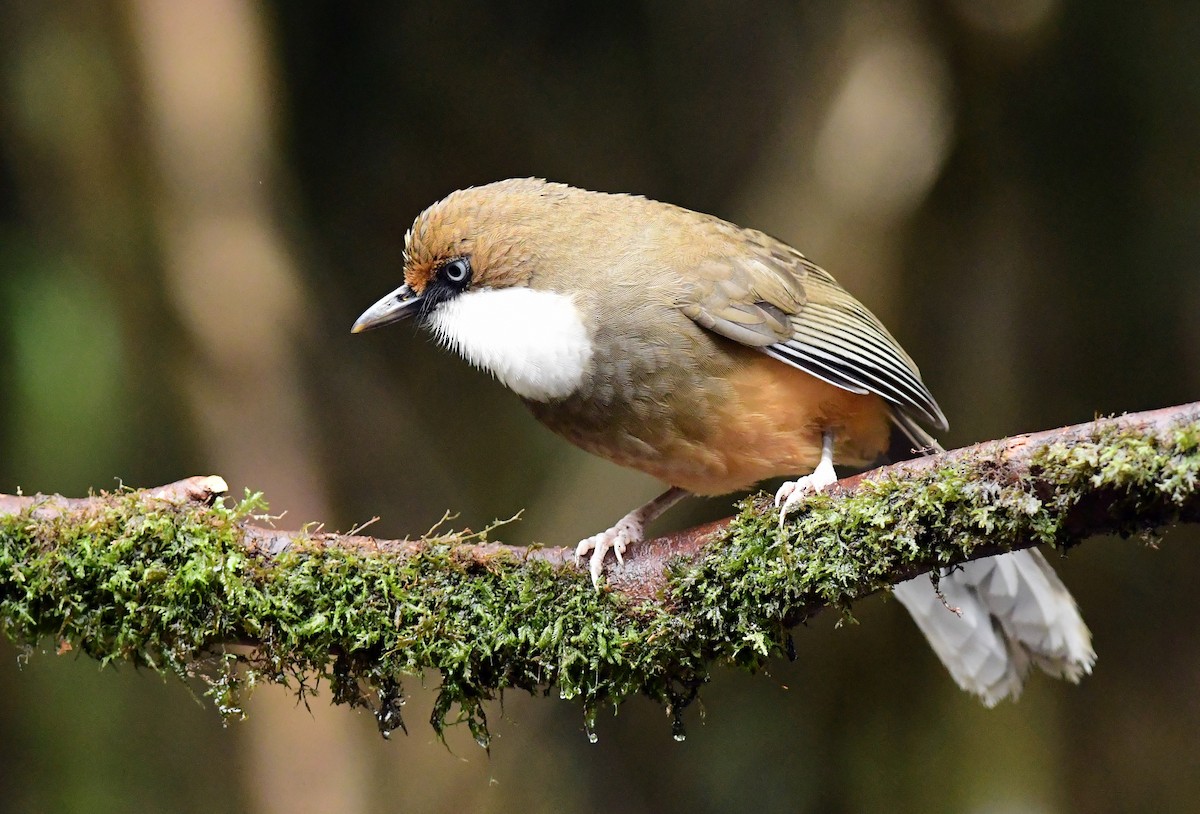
[{"xmin": 124, "ymin": 1, "xmax": 366, "ymax": 812}]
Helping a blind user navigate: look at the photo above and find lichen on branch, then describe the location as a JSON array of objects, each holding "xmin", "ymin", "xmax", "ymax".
[{"xmin": 0, "ymin": 404, "xmax": 1197, "ymax": 745}]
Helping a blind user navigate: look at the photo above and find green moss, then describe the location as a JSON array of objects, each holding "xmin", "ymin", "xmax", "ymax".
[{"xmin": 1, "ymin": 417, "xmax": 1197, "ymax": 744}]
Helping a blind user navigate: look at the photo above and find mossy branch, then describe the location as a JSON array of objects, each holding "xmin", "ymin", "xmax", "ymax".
[{"xmin": 1, "ymin": 403, "xmax": 1198, "ymax": 745}]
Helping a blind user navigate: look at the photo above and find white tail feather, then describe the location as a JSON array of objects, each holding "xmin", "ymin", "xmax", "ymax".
[{"xmin": 892, "ymin": 548, "xmax": 1095, "ymax": 706}]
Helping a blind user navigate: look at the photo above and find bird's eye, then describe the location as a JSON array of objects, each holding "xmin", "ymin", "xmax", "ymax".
[{"xmin": 440, "ymin": 258, "xmax": 471, "ymax": 286}]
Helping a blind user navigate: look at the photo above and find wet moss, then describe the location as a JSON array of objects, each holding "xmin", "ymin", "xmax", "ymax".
[{"xmin": 0, "ymin": 419, "xmax": 1197, "ymax": 744}]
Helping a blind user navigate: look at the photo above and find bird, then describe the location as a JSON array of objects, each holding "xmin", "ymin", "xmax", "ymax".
[{"xmin": 352, "ymin": 178, "xmax": 1094, "ymax": 705}]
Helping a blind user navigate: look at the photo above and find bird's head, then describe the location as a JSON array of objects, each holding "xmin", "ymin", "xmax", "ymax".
[
  {"xmin": 351, "ymin": 179, "xmax": 599, "ymax": 402},
  {"xmin": 351, "ymin": 178, "xmax": 568, "ymax": 334}
]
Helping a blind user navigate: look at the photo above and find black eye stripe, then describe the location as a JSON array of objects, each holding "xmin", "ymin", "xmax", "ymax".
[{"xmin": 419, "ymin": 257, "xmax": 473, "ymax": 321}]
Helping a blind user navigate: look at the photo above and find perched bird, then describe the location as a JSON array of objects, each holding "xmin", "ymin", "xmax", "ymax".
[{"xmin": 353, "ymin": 178, "xmax": 1094, "ymax": 705}]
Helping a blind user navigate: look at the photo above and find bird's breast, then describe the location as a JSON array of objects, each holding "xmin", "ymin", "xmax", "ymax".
[
  {"xmin": 528, "ymin": 327, "xmax": 892, "ymax": 495},
  {"xmin": 427, "ymin": 286, "xmax": 594, "ymax": 401}
]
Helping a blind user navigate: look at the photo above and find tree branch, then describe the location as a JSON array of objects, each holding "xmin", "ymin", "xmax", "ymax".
[{"xmin": 1, "ymin": 403, "xmax": 1198, "ymax": 744}]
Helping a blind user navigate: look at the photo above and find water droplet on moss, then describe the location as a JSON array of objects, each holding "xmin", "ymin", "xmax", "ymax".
[{"xmin": 671, "ymin": 712, "xmax": 686, "ymax": 742}]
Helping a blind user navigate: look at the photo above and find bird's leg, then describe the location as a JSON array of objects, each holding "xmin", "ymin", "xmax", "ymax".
[
  {"xmin": 575, "ymin": 486, "xmax": 690, "ymax": 588},
  {"xmin": 774, "ymin": 430, "xmax": 837, "ymax": 526}
]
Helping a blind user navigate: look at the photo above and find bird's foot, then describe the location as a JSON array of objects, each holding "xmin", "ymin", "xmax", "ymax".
[
  {"xmin": 575, "ymin": 514, "xmax": 645, "ymax": 589},
  {"xmin": 774, "ymin": 459, "xmax": 838, "ymax": 527}
]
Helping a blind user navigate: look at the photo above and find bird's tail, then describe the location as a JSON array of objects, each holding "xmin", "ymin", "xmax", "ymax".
[{"xmin": 887, "ymin": 414, "xmax": 1095, "ymax": 705}]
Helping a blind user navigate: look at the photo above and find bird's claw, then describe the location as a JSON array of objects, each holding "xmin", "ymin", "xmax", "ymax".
[
  {"xmin": 575, "ymin": 518, "xmax": 642, "ymax": 588},
  {"xmin": 774, "ymin": 465, "xmax": 838, "ymax": 527}
]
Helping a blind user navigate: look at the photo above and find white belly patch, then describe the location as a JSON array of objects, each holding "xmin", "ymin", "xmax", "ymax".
[{"xmin": 428, "ymin": 287, "xmax": 593, "ymax": 402}]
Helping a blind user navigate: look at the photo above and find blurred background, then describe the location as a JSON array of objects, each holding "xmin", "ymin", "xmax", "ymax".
[{"xmin": 1, "ymin": 1, "xmax": 1198, "ymax": 812}]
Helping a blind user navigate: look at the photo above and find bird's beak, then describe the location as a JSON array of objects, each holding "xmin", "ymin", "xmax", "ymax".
[{"xmin": 351, "ymin": 283, "xmax": 423, "ymax": 333}]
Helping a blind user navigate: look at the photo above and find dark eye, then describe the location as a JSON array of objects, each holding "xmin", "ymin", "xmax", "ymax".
[{"xmin": 440, "ymin": 258, "xmax": 471, "ymax": 286}]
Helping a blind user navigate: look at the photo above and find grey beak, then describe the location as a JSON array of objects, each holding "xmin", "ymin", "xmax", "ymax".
[{"xmin": 351, "ymin": 283, "xmax": 423, "ymax": 333}]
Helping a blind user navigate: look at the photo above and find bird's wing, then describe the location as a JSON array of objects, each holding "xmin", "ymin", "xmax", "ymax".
[
  {"xmin": 675, "ymin": 245, "xmax": 805, "ymax": 348},
  {"xmin": 677, "ymin": 231, "xmax": 948, "ymax": 431}
]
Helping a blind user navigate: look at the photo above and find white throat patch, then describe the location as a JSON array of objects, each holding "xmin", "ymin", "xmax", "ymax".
[{"xmin": 428, "ymin": 287, "xmax": 593, "ymax": 402}]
